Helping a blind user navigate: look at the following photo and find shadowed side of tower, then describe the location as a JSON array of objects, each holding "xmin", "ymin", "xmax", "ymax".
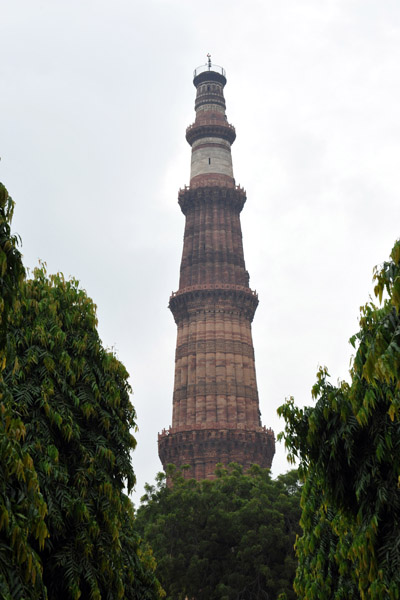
[{"xmin": 158, "ymin": 60, "xmax": 275, "ymax": 480}]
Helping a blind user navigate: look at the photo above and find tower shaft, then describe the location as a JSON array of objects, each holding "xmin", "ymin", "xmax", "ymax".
[{"xmin": 159, "ymin": 63, "xmax": 274, "ymax": 480}]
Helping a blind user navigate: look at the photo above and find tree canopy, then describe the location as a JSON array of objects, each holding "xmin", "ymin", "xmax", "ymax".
[
  {"xmin": 278, "ymin": 239, "xmax": 400, "ymax": 599},
  {"xmin": 0, "ymin": 183, "xmax": 47, "ymax": 600},
  {"xmin": 136, "ymin": 464, "xmax": 302, "ymax": 600},
  {"xmin": 0, "ymin": 183, "xmax": 163, "ymax": 600}
]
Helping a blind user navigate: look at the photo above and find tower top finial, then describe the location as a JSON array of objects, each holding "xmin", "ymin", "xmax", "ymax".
[{"xmin": 207, "ymin": 53, "xmax": 212, "ymax": 70}]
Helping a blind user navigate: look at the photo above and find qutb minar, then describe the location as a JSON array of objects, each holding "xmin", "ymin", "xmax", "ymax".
[{"xmin": 158, "ymin": 56, "xmax": 275, "ymax": 479}]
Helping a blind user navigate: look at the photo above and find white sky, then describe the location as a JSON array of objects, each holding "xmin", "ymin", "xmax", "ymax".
[{"xmin": 2, "ymin": 0, "xmax": 400, "ymax": 504}]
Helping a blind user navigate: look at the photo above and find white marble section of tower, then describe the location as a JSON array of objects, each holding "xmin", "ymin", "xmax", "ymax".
[
  {"xmin": 190, "ymin": 137, "xmax": 234, "ymax": 180},
  {"xmin": 185, "ymin": 64, "xmax": 237, "ymax": 189}
]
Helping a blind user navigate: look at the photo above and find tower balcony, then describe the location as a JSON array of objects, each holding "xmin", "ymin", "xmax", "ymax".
[
  {"xmin": 178, "ymin": 184, "xmax": 246, "ymax": 215},
  {"xmin": 193, "ymin": 64, "xmax": 226, "ymax": 79},
  {"xmin": 186, "ymin": 122, "xmax": 236, "ymax": 145},
  {"xmin": 193, "ymin": 64, "xmax": 227, "ymax": 88},
  {"xmin": 168, "ymin": 284, "xmax": 259, "ymax": 324}
]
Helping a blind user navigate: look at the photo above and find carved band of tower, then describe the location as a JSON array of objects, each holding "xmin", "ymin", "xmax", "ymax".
[{"xmin": 158, "ymin": 60, "xmax": 275, "ymax": 480}]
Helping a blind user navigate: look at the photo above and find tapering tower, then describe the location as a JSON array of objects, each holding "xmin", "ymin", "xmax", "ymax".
[{"xmin": 158, "ymin": 57, "xmax": 275, "ymax": 480}]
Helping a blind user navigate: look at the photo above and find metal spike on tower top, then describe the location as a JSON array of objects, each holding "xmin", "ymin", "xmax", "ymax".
[{"xmin": 158, "ymin": 61, "xmax": 275, "ymax": 481}]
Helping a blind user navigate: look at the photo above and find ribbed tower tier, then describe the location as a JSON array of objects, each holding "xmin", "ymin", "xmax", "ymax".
[{"xmin": 158, "ymin": 62, "xmax": 275, "ymax": 480}]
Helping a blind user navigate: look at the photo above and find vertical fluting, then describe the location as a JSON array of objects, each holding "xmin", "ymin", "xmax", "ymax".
[
  {"xmin": 196, "ymin": 313, "xmax": 206, "ymax": 423},
  {"xmin": 215, "ymin": 310, "xmax": 226, "ymax": 422},
  {"xmin": 158, "ymin": 63, "xmax": 275, "ymax": 479},
  {"xmin": 224, "ymin": 315, "xmax": 237, "ymax": 423}
]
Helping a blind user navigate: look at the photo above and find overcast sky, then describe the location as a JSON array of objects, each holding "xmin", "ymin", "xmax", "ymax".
[{"xmin": 2, "ymin": 0, "xmax": 400, "ymax": 503}]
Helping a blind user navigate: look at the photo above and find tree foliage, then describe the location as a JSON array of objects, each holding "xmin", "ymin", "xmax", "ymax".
[
  {"xmin": 0, "ymin": 183, "xmax": 25, "ymax": 343},
  {"xmin": 136, "ymin": 464, "xmax": 301, "ymax": 600},
  {"xmin": 0, "ymin": 183, "xmax": 47, "ymax": 600},
  {"xmin": 0, "ymin": 183, "xmax": 163, "ymax": 600},
  {"xmin": 278, "ymin": 239, "xmax": 400, "ymax": 599},
  {"xmin": 6, "ymin": 266, "xmax": 151, "ymax": 600}
]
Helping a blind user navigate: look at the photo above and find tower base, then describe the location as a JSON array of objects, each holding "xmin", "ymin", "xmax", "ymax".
[{"xmin": 158, "ymin": 424, "xmax": 275, "ymax": 480}]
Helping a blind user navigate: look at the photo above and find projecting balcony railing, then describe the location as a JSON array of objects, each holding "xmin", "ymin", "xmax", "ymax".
[
  {"xmin": 158, "ymin": 423, "xmax": 275, "ymax": 438},
  {"xmin": 193, "ymin": 63, "xmax": 226, "ymax": 78},
  {"xmin": 185, "ymin": 121, "xmax": 236, "ymax": 146},
  {"xmin": 169, "ymin": 284, "xmax": 258, "ymax": 299},
  {"xmin": 186, "ymin": 120, "xmax": 235, "ymax": 134},
  {"xmin": 179, "ymin": 184, "xmax": 245, "ymax": 193}
]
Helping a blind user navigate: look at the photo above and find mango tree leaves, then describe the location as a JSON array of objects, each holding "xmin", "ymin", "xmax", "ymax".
[{"xmin": 0, "ymin": 183, "xmax": 46, "ymax": 599}]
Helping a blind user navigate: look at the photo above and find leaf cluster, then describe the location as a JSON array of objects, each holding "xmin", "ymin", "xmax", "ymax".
[{"xmin": 0, "ymin": 184, "xmax": 25, "ymax": 346}]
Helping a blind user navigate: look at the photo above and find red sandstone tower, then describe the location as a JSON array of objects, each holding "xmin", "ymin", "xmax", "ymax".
[{"xmin": 158, "ymin": 57, "xmax": 275, "ymax": 479}]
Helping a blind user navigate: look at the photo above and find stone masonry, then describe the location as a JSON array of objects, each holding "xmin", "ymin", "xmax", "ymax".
[{"xmin": 158, "ymin": 60, "xmax": 275, "ymax": 480}]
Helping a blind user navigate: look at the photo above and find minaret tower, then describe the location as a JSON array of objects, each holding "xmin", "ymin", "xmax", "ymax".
[{"xmin": 158, "ymin": 57, "xmax": 275, "ymax": 480}]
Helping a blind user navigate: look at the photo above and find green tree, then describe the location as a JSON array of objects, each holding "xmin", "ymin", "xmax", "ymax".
[
  {"xmin": 4, "ymin": 266, "xmax": 163, "ymax": 600},
  {"xmin": 0, "ymin": 183, "xmax": 163, "ymax": 600},
  {"xmin": 278, "ymin": 239, "xmax": 400, "ymax": 599},
  {"xmin": 136, "ymin": 464, "xmax": 301, "ymax": 600},
  {"xmin": 0, "ymin": 183, "xmax": 47, "ymax": 600}
]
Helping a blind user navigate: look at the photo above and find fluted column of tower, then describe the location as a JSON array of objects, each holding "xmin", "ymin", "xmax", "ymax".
[{"xmin": 158, "ymin": 59, "xmax": 275, "ymax": 480}]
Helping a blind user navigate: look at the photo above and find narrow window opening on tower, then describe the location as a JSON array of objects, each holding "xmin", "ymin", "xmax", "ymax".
[
  {"xmin": 207, "ymin": 85, "xmax": 210, "ymax": 91},
  {"xmin": 208, "ymin": 158, "xmax": 211, "ymax": 165}
]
